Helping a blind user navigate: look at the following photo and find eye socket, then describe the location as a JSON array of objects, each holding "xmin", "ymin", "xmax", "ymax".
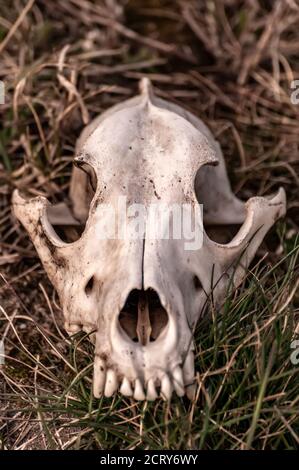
[
  {"xmin": 193, "ymin": 275, "xmax": 202, "ymax": 290},
  {"xmin": 45, "ymin": 158, "xmax": 97, "ymax": 244},
  {"xmin": 85, "ymin": 276, "xmax": 95, "ymax": 296},
  {"xmin": 194, "ymin": 166, "xmax": 243, "ymax": 244},
  {"xmin": 74, "ymin": 159, "xmax": 97, "ymax": 194}
]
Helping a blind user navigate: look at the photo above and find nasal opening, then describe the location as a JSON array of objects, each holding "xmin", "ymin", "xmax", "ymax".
[{"xmin": 119, "ymin": 289, "xmax": 168, "ymax": 345}]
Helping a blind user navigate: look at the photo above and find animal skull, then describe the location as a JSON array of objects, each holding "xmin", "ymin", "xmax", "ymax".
[{"xmin": 13, "ymin": 78, "xmax": 286, "ymax": 401}]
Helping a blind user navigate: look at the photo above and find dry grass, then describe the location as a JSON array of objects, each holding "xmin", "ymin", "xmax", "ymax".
[{"xmin": 0, "ymin": 0, "xmax": 299, "ymax": 450}]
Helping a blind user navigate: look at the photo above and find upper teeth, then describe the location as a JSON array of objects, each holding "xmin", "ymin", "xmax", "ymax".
[{"xmin": 93, "ymin": 353, "xmax": 196, "ymax": 401}]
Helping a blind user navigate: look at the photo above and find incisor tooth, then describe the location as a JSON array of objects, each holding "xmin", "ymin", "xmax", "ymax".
[
  {"xmin": 104, "ymin": 369, "xmax": 118, "ymax": 397},
  {"xmin": 120, "ymin": 377, "xmax": 133, "ymax": 397},
  {"xmin": 146, "ymin": 379, "xmax": 158, "ymax": 401},
  {"xmin": 93, "ymin": 356, "xmax": 106, "ymax": 398},
  {"xmin": 161, "ymin": 374, "xmax": 173, "ymax": 400},
  {"xmin": 134, "ymin": 378, "xmax": 145, "ymax": 400},
  {"xmin": 172, "ymin": 366, "xmax": 185, "ymax": 397}
]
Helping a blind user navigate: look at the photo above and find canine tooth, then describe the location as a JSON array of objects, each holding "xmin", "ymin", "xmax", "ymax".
[
  {"xmin": 134, "ymin": 378, "xmax": 145, "ymax": 400},
  {"xmin": 146, "ymin": 379, "xmax": 157, "ymax": 401},
  {"xmin": 185, "ymin": 383, "xmax": 196, "ymax": 400},
  {"xmin": 161, "ymin": 374, "xmax": 173, "ymax": 400},
  {"xmin": 93, "ymin": 356, "xmax": 106, "ymax": 397},
  {"xmin": 183, "ymin": 351, "xmax": 196, "ymax": 400},
  {"xmin": 120, "ymin": 377, "xmax": 133, "ymax": 397},
  {"xmin": 104, "ymin": 369, "xmax": 118, "ymax": 397},
  {"xmin": 172, "ymin": 366, "xmax": 185, "ymax": 397},
  {"xmin": 183, "ymin": 350, "xmax": 195, "ymax": 384}
]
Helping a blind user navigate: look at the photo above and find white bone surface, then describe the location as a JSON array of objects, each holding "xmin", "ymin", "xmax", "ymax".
[{"xmin": 12, "ymin": 78, "xmax": 286, "ymax": 401}]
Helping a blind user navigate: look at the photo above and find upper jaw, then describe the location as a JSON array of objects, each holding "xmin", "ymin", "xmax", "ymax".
[
  {"xmin": 92, "ymin": 291, "xmax": 196, "ymax": 401},
  {"xmin": 93, "ymin": 345, "xmax": 196, "ymax": 401}
]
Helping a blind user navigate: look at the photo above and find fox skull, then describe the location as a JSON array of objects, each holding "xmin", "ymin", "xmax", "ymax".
[{"xmin": 13, "ymin": 78, "xmax": 286, "ymax": 400}]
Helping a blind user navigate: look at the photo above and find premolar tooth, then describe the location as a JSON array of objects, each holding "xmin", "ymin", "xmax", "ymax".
[
  {"xmin": 161, "ymin": 374, "xmax": 173, "ymax": 400},
  {"xmin": 134, "ymin": 378, "xmax": 145, "ymax": 400},
  {"xmin": 146, "ymin": 379, "xmax": 157, "ymax": 401},
  {"xmin": 93, "ymin": 356, "xmax": 106, "ymax": 398},
  {"xmin": 66, "ymin": 322, "xmax": 81, "ymax": 334},
  {"xmin": 120, "ymin": 377, "xmax": 133, "ymax": 397},
  {"xmin": 104, "ymin": 369, "xmax": 118, "ymax": 397},
  {"xmin": 83, "ymin": 325, "xmax": 93, "ymax": 334},
  {"xmin": 172, "ymin": 366, "xmax": 185, "ymax": 397}
]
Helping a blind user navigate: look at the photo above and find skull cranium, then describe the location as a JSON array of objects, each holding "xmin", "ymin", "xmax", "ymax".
[{"xmin": 13, "ymin": 78, "xmax": 286, "ymax": 400}]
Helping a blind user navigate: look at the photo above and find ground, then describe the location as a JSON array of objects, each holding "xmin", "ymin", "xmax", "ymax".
[{"xmin": 0, "ymin": 0, "xmax": 299, "ymax": 450}]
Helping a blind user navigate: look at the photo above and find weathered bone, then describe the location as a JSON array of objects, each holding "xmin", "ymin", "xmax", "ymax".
[{"xmin": 12, "ymin": 78, "xmax": 286, "ymax": 401}]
